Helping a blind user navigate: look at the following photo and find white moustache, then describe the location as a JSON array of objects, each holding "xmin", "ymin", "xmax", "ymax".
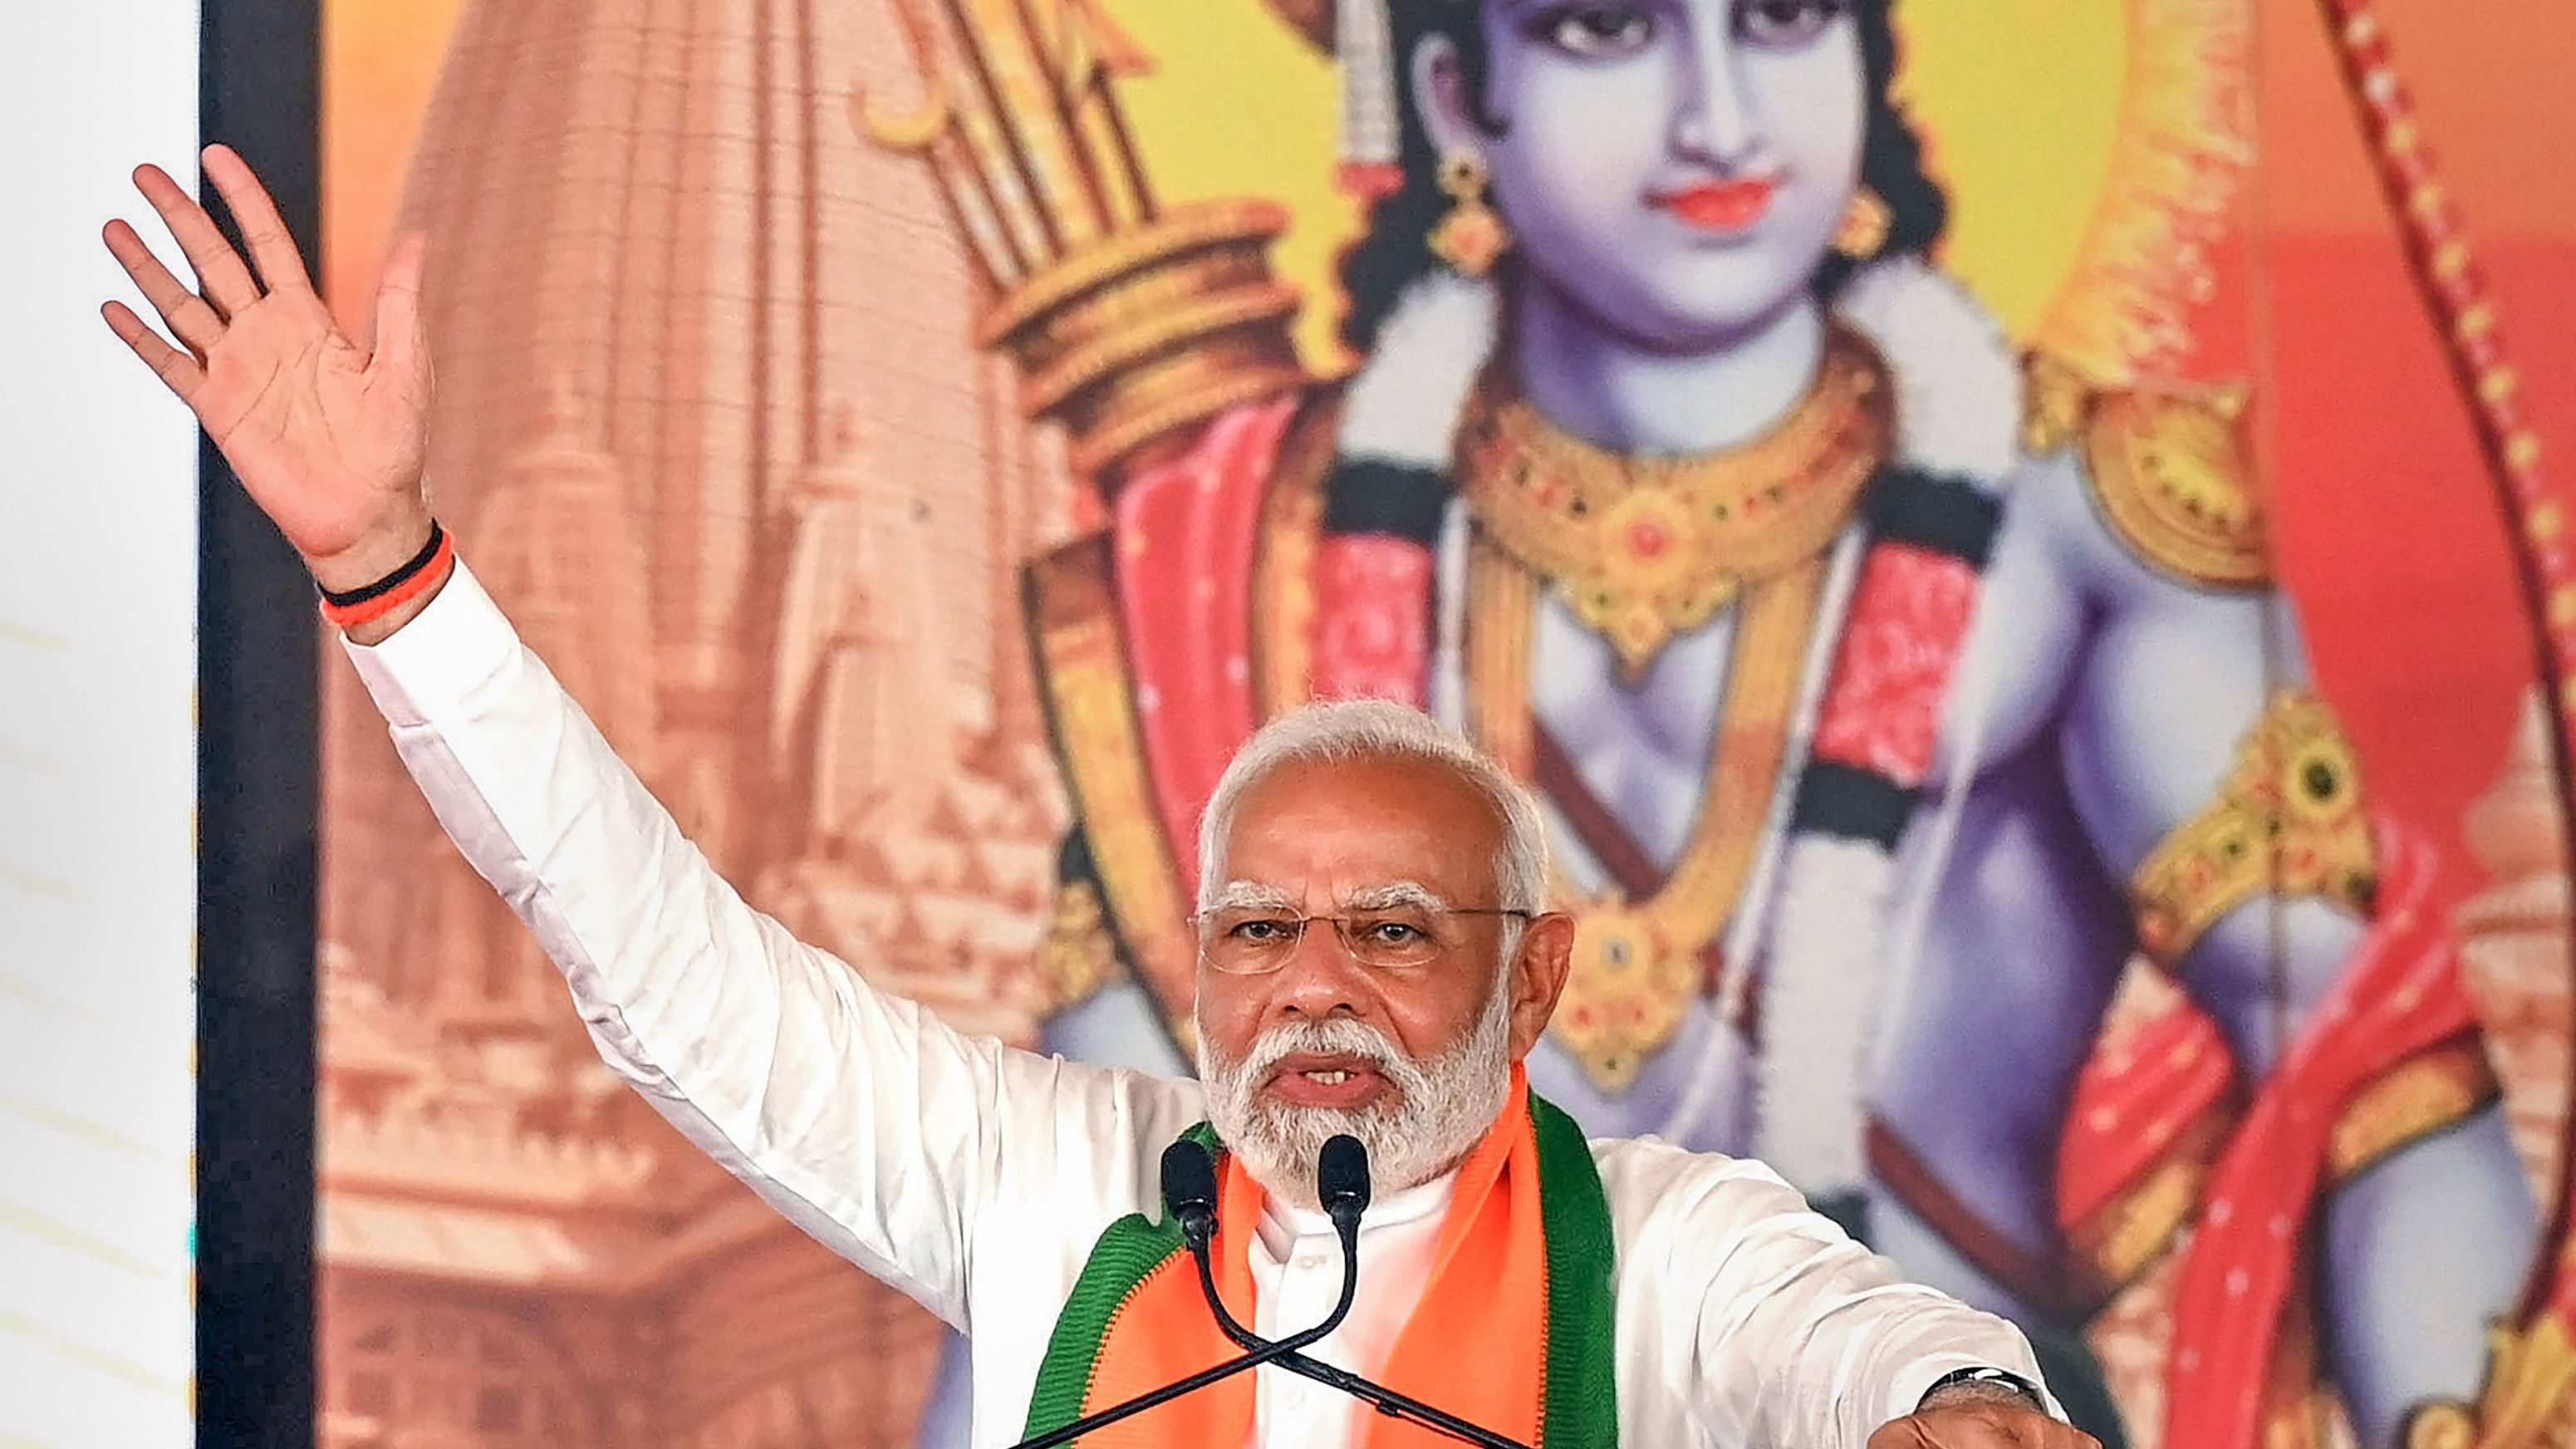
[{"xmin": 1239, "ymin": 1019, "xmax": 1429, "ymax": 1099}]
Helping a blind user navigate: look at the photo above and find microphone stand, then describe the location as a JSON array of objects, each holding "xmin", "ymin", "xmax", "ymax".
[
  {"xmin": 1010, "ymin": 1136, "xmax": 1535, "ymax": 1449},
  {"xmin": 1007, "ymin": 1268, "xmax": 1354, "ymax": 1449},
  {"xmin": 1185, "ymin": 1138, "xmax": 1532, "ymax": 1449},
  {"xmin": 1005, "ymin": 1144, "xmax": 1364, "ymax": 1449},
  {"xmin": 1185, "ymin": 1235, "xmax": 1531, "ymax": 1449}
]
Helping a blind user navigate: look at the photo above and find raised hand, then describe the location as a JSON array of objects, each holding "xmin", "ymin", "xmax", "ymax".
[{"xmin": 101, "ymin": 144, "xmax": 434, "ymax": 602}]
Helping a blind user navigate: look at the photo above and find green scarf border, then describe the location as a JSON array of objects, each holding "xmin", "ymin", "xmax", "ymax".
[
  {"xmin": 1530, "ymin": 1092, "xmax": 1618, "ymax": 1449},
  {"xmin": 1022, "ymin": 1122, "xmax": 1222, "ymax": 1439},
  {"xmin": 1020, "ymin": 1099, "xmax": 1619, "ymax": 1447}
]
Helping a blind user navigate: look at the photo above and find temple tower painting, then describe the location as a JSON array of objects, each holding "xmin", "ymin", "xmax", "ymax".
[{"xmin": 314, "ymin": 0, "xmax": 1072, "ymax": 1442}]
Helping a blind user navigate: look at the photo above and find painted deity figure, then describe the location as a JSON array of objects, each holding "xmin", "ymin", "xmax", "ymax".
[{"xmin": 873, "ymin": 2, "xmax": 2544, "ymax": 1446}]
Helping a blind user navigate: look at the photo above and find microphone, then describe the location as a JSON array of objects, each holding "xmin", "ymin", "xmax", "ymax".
[
  {"xmin": 1187, "ymin": 1134, "xmax": 1531, "ymax": 1449},
  {"xmin": 1161, "ymin": 1138, "xmax": 1219, "ymax": 1254},
  {"xmin": 1005, "ymin": 1140, "xmax": 1352, "ymax": 1449},
  {"xmin": 1318, "ymin": 1132, "xmax": 1370, "ymax": 1236}
]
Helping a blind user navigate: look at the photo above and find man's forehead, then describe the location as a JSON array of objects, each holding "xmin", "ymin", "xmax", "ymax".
[
  {"xmin": 1218, "ymin": 754, "xmax": 1506, "ymax": 901},
  {"xmin": 1207, "ymin": 877, "xmax": 1451, "ymax": 908},
  {"xmin": 1234, "ymin": 752, "xmax": 1492, "ymax": 817},
  {"xmin": 1226, "ymin": 758, "xmax": 1503, "ymax": 851}
]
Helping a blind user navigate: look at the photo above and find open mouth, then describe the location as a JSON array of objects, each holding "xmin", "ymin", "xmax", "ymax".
[{"xmin": 1264, "ymin": 1052, "xmax": 1396, "ymax": 1109}]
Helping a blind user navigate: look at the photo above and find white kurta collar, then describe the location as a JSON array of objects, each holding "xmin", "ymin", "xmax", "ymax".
[{"xmin": 1256, "ymin": 1164, "xmax": 1459, "ymax": 1255}]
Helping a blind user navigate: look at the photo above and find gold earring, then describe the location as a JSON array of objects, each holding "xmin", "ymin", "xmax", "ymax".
[
  {"xmin": 1834, "ymin": 187, "xmax": 1892, "ymax": 260},
  {"xmin": 1429, "ymin": 152, "xmax": 1511, "ymax": 278}
]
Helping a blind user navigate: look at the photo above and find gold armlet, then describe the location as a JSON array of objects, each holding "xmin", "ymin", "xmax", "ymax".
[
  {"xmin": 2131, "ymin": 690, "xmax": 2377, "ymax": 966},
  {"xmin": 2029, "ymin": 351, "xmax": 2272, "ymax": 589}
]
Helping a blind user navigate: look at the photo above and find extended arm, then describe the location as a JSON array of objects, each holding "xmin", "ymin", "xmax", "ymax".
[
  {"xmin": 1597, "ymin": 1142, "xmax": 2069, "ymax": 1449},
  {"xmin": 100, "ymin": 148, "xmax": 1200, "ymax": 1329},
  {"xmin": 346, "ymin": 562, "xmax": 1201, "ymax": 1324}
]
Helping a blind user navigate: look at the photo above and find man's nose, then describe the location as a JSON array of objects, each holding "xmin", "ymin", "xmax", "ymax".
[{"xmin": 1270, "ymin": 921, "xmax": 1371, "ymax": 1017}]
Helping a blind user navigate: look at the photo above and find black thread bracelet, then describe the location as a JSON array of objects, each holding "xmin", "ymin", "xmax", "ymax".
[{"xmin": 318, "ymin": 522, "xmax": 446, "ymax": 607}]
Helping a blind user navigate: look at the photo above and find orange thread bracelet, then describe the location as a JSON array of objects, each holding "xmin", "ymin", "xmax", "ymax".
[{"xmin": 318, "ymin": 524, "xmax": 456, "ymax": 630}]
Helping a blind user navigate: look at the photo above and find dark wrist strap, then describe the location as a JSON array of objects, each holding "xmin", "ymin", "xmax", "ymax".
[
  {"xmin": 1921, "ymin": 1367, "xmax": 2046, "ymax": 1412},
  {"xmin": 318, "ymin": 522, "xmax": 445, "ymax": 607}
]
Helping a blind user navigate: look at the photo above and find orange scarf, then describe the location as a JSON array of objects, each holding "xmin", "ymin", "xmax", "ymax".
[{"xmin": 1020, "ymin": 1066, "xmax": 1617, "ymax": 1448}]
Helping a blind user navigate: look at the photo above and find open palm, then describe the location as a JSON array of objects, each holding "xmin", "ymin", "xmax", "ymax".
[{"xmin": 102, "ymin": 144, "xmax": 432, "ymax": 588}]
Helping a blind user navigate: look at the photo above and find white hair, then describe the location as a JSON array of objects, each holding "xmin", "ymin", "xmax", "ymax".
[{"xmin": 1195, "ymin": 698, "xmax": 1548, "ymax": 916}]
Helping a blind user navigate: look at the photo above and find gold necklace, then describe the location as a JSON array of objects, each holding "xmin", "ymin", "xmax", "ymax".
[
  {"xmin": 1458, "ymin": 327, "xmax": 1890, "ymax": 678},
  {"xmin": 1465, "ymin": 538, "xmax": 1833, "ymax": 1092}
]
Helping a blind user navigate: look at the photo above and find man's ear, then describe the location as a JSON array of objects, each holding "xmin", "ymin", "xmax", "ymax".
[{"xmin": 1504, "ymin": 912, "xmax": 1576, "ymax": 1061}]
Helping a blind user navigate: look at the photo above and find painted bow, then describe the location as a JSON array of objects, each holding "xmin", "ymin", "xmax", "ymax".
[{"xmin": 2315, "ymin": 2, "xmax": 2576, "ymax": 1444}]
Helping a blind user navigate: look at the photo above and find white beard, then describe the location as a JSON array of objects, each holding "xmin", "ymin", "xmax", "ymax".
[{"xmin": 1195, "ymin": 985, "xmax": 1514, "ymax": 1211}]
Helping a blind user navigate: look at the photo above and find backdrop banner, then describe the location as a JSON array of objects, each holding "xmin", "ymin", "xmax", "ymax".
[{"xmin": 314, "ymin": 3, "xmax": 2576, "ymax": 1447}]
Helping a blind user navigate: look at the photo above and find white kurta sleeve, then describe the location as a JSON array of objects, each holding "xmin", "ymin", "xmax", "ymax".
[
  {"xmin": 340, "ymin": 560, "xmax": 1197, "ymax": 1332},
  {"xmin": 1598, "ymin": 1140, "xmax": 2057, "ymax": 1448}
]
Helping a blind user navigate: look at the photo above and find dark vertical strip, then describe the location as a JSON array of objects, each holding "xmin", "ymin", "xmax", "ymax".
[{"xmin": 197, "ymin": 0, "xmax": 320, "ymax": 1444}]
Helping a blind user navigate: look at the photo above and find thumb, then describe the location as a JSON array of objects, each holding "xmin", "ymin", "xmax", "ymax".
[{"xmin": 368, "ymin": 231, "xmax": 430, "ymax": 390}]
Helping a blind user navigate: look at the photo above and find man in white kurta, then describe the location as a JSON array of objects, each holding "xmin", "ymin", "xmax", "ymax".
[{"xmin": 341, "ymin": 560, "xmax": 2061, "ymax": 1449}]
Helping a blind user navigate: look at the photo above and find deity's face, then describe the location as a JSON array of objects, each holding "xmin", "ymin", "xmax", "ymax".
[{"xmin": 1416, "ymin": 0, "xmax": 1869, "ymax": 351}]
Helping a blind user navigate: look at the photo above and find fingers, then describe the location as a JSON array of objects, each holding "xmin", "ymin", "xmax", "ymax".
[
  {"xmin": 367, "ymin": 231, "xmax": 429, "ymax": 386},
  {"xmin": 102, "ymin": 218, "xmax": 227, "ymax": 357},
  {"xmin": 129, "ymin": 161, "xmax": 260, "ymax": 317},
  {"xmin": 101, "ymin": 300, "xmax": 205, "ymax": 402},
  {"xmin": 202, "ymin": 144, "xmax": 316, "ymax": 297}
]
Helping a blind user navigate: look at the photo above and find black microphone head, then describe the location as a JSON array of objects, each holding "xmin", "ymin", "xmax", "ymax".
[
  {"xmin": 1317, "ymin": 1134, "xmax": 1371, "ymax": 1226},
  {"xmin": 1161, "ymin": 1139, "xmax": 1219, "ymax": 1246}
]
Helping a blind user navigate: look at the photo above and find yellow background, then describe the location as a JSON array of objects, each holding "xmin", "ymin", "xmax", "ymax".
[{"xmin": 326, "ymin": 0, "xmax": 2126, "ymax": 369}]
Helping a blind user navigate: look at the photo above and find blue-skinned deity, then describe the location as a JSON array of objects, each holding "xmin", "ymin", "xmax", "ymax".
[{"xmin": 866, "ymin": 2, "xmax": 2549, "ymax": 1446}]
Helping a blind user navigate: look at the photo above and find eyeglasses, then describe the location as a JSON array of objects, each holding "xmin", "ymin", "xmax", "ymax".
[{"xmin": 1191, "ymin": 906, "xmax": 1534, "ymax": 975}]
